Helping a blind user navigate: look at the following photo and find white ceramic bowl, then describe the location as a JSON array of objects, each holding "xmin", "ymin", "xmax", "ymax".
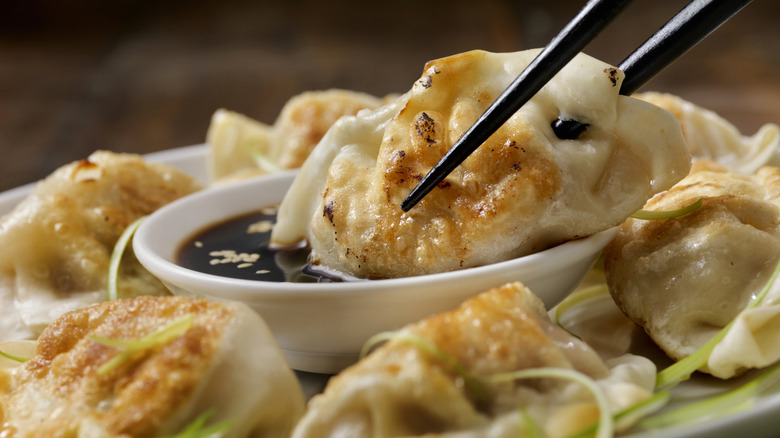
[{"xmin": 134, "ymin": 170, "xmax": 618, "ymax": 374}]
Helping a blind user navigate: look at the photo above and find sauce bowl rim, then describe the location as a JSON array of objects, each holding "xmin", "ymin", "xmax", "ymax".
[{"xmin": 134, "ymin": 170, "xmax": 618, "ymax": 299}]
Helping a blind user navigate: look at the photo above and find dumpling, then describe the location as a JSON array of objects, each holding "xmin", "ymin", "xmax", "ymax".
[
  {"xmin": 292, "ymin": 282, "xmax": 656, "ymax": 438},
  {"xmin": 604, "ymin": 161, "xmax": 780, "ymax": 379},
  {"xmin": 0, "ymin": 295, "xmax": 305, "ymax": 438},
  {"xmin": 637, "ymin": 92, "xmax": 780, "ymax": 174},
  {"xmin": 0, "ymin": 151, "xmax": 202, "ymax": 340},
  {"xmin": 207, "ymin": 89, "xmax": 385, "ymax": 183},
  {"xmin": 551, "ymin": 260, "xmax": 639, "ymax": 361},
  {"xmin": 271, "ymin": 49, "xmax": 691, "ymax": 279}
]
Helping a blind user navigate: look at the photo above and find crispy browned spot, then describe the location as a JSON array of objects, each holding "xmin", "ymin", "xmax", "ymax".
[{"xmin": 6, "ymin": 296, "xmax": 232, "ymax": 437}]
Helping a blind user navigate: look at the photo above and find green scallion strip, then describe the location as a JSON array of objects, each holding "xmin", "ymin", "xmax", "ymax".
[
  {"xmin": 487, "ymin": 368, "xmax": 613, "ymax": 438},
  {"xmin": 107, "ymin": 216, "xmax": 147, "ymax": 301},
  {"xmin": 359, "ymin": 330, "xmax": 489, "ymax": 404},
  {"xmin": 0, "ymin": 349, "xmax": 30, "ymax": 363},
  {"xmin": 159, "ymin": 409, "xmax": 234, "ymax": 438},
  {"xmin": 359, "ymin": 331, "xmax": 397, "ymax": 359},
  {"xmin": 656, "ymin": 258, "xmax": 780, "ymax": 390},
  {"xmin": 630, "ymin": 198, "xmax": 703, "ymax": 220},
  {"xmin": 247, "ymin": 145, "xmax": 283, "ymax": 173},
  {"xmin": 613, "ymin": 390, "xmax": 671, "ymax": 430},
  {"xmin": 520, "ymin": 407, "xmax": 545, "ymax": 438},
  {"xmin": 641, "ymin": 362, "xmax": 780, "ymax": 430},
  {"xmin": 90, "ymin": 313, "xmax": 194, "ymax": 375},
  {"xmin": 564, "ymin": 390, "xmax": 671, "ymax": 438},
  {"xmin": 552, "ymin": 284, "xmax": 610, "ymax": 324}
]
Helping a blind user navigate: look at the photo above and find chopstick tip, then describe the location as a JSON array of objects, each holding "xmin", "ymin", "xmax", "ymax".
[
  {"xmin": 400, "ymin": 177, "xmax": 437, "ymax": 212},
  {"xmin": 400, "ymin": 191, "xmax": 421, "ymax": 212}
]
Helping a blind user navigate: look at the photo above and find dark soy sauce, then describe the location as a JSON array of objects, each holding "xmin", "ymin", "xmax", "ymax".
[{"xmin": 176, "ymin": 206, "xmax": 339, "ymax": 283}]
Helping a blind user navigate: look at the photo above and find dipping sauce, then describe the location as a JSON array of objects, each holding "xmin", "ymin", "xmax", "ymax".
[{"xmin": 176, "ymin": 206, "xmax": 337, "ymax": 283}]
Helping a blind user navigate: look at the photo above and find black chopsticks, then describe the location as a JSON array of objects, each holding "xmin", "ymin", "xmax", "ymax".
[
  {"xmin": 400, "ymin": 0, "xmax": 752, "ymax": 212},
  {"xmin": 619, "ymin": 0, "xmax": 751, "ymax": 95}
]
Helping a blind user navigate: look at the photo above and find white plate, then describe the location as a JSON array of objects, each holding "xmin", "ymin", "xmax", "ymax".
[{"xmin": 1, "ymin": 144, "xmax": 779, "ymax": 436}]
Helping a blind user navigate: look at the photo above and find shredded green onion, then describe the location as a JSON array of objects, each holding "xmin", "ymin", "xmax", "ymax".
[
  {"xmin": 359, "ymin": 330, "xmax": 488, "ymax": 404},
  {"xmin": 630, "ymin": 198, "xmax": 703, "ymax": 220},
  {"xmin": 0, "ymin": 350, "xmax": 29, "ymax": 363},
  {"xmin": 108, "ymin": 216, "xmax": 147, "ymax": 301},
  {"xmin": 565, "ymin": 390, "xmax": 671, "ymax": 438},
  {"xmin": 519, "ymin": 407, "xmax": 544, "ymax": 438},
  {"xmin": 642, "ymin": 362, "xmax": 780, "ymax": 430},
  {"xmin": 655, "ymin": 258, "xmax": 780, "ymax": 390},
  {"xmin": 359, "ymin": 331, "xmax": 397, "ymax": 359},
  {"xmin": 247, "ymin": 145, "xmax": 283, "ymax": 173},
  {"xmin": 552, "ymin": 284, "xmax": 610, "ymax": 324},
  {"xmin": 159, "ymin": 409, "xmax": 234, "ymax": 438},
  {"xmin": 90, "ymin": 313, "xmax": 194, "ymax": 375},
  {"xmin": 487, "ymin": 368, "xmax": 613, "ymax": 438},
  {"xmin": 612, "ymin": 390, "xmax": 671, "ymax": 430}
]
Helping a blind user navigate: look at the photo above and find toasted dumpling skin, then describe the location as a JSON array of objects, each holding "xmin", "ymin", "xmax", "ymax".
[
  {"xmin": 0, "ymin": 296, "xmax": 304, "ymax": 438},
  {"xmin": 271, "ymin": 49, "xmax": 691, "ymax": 279},
  {"xmin": 207, "ymin": 89, "xmax": 385, "ymax": 183},
  {"xmin": 271, "ymin": 90, "xmax": 387, "ymax": 169},
  {"xmin": 292, "ymin": 282, "xmax": 656, "ymax": 438},
  {"xmin": 604, "ymin": 161, "xmax": 780, "ymax": 378},
  {"xmin": 0, "ymin": 151, "xmax": 202, "ymax": 340}
]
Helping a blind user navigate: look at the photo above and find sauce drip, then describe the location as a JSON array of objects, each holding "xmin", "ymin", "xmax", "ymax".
[{"xmin": 176, "ymin": 206, "xmax": 338, "ymax": 283}]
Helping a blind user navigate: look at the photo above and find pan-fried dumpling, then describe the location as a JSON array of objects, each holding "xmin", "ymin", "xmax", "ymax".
[
  {"xmin": 207, "ymin": 89, "xmax": 385, "ymax": 183},
  {"xmin": 0, "ymin": 295, "xmax": 305, "ymax": 438},
  {"xmin": 271, "ymin": 49, "xmax": 691, "ymax": 279},
  {"xmin": 0, "ymin": 151, "xmax": 202, "ymax": 340},
  {"xmin": 637, "ymin": 92, "xmax": 780, "ymax": 174},
  {"xmin": 292, "ymin": 282, "xmax": 656, "ymax": 438},
  {"xmin": 604, "ymin": 161, "xmax": 780, "ymax": 379}
]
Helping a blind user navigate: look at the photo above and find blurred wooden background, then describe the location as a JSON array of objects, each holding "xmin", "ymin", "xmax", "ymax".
[{"xmin": 1, "ymin": 0, "xmax": 778, "ymax": 192}]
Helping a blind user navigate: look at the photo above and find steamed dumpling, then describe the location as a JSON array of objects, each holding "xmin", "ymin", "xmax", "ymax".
[
  {"xmin": 207, "ymin": 89, "xmax": 385, "ymax": 183},
  {"xmin": 0, "ymin": 151, "xmax": 202, "ymax": 340},
  {"xmin": 292, "ymin": 282, "xmax": 656, "ymax": 438},
  {"xmin": 637, "ymin": 92, "xmax": 780, "ymax": 174},
  {"xmin": 0, "ymin": 296, "xmax": 305, "ymax": 438},
  {"xmin": 604, "ymin": 161, "xmax": 780, "ymax": 378},
  {"xmin": 271, "ymin": 49, "xmax": 691, "ymax": 279}
]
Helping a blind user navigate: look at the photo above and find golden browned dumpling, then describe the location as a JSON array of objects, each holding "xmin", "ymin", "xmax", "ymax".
[
  {"xmin": 0, "ymin": 151, "xmax": 202, "ymax": 340},
  {"xmin": 0, "ymin": 296, "xmax": 304, "ymax": 438},
  {"xmin": 604, "ymin": 161, "xmax": 780, "ymax": 378},
  {"xmin": 207, "ymin": 89, "xmax": 385, "ymax": 183},
  {"xmin": 271, "ymin": 49, "xmax": 691, "ymax": 279},
  {"xmin": 292, "ymin": 282, "xmax": 656, "ymax": 438}
]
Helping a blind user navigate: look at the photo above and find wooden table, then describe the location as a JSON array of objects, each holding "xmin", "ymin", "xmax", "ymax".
[{"xmin": 2, "ymin": 0, "xmax": 779, "ymax": 193}]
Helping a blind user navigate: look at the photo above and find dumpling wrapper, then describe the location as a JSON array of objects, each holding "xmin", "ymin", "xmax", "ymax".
[
  {"xmin": 0, "ymin": 151, "xmax": 202, "ymax": 341},
  {"xmin": 292, "ymin": 282, "xmax": 656, "ymax": 438},
  {"xmin": 550, "ymin": 261, "xmax": 639, "ymax": 361},
  {"xmin": 637, "ymin": 92, "xmax": 780, "ymax": 174},
  {"xmin": 604, "ymin": 161, "xmax": 780, "ymax": 378},
  {"xmin": 271, "ymin": 49, "xmax": 691, "ymax": 279},
  {"xmin": 0, "ymin": 295, "xmax": 305, "ymax": 438},
  {"xmin": 206, "ymin": 89, "xmax": 385, "ymax": 183}
]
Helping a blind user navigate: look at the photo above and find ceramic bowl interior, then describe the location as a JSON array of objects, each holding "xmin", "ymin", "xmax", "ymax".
[{"xmin": 134, "ymin": 170, "xmax": 618, "ymax": 373}]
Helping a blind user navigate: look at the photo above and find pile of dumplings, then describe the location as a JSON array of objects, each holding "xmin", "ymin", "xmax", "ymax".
[{"xmin": 0, "ymin": 47, "xmax": 779, "ymax": 437}]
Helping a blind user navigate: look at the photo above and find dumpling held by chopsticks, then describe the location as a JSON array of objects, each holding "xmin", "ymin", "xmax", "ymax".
[{"xmin": 271, "ymin": 49, "xmax": 691, "ymax": 279}]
